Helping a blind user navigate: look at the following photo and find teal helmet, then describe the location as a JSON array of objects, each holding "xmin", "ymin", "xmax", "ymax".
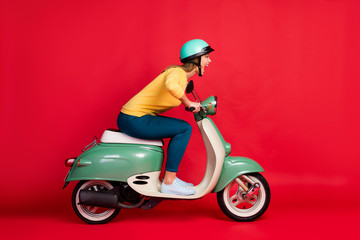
[
  {"xmin": 180, "ymin": 39, "xmax": 214, "ymax": 63},
  {"xmin": 180, "ymin": 39, "xmax": 214, "ymax": 76}
]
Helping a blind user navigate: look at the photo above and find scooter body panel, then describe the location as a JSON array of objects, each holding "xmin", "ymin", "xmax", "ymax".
[
  {"xmin": 126, "ymin": 117, "xmax": 226, "ymax": 199},
  {"xmin": 65, "ymin": 143, "xmax": 163, "ymax": 182},
  {"xmin": 212, "ymin": 156, "xmax": 264, "ymax": 193},
  {"xmin": 206, "ymin": 118, "xmax": 231, "ymax": 156}
]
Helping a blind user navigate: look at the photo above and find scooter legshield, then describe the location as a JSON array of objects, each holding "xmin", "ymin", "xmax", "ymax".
[
  {"xmin": 212, "ymin": 156, "xmax": 264, "ymax": 193},
  {"xmin": 65, "ymin": 143, "xmax": 163, "ymax": 183}
]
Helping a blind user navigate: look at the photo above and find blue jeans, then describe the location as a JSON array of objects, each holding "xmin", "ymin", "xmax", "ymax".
[{"xmin": 117, "ymin": 112, "xmax": 192, "ymax": 172}]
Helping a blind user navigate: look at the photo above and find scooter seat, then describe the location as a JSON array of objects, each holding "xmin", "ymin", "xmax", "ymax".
[{"xmin": 100, "ymin": 129, "xmax": 163, "ymax": 147}]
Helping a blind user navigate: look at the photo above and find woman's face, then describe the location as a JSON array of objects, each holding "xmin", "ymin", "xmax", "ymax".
[{"xmin": 199, "ymin": 54, "xmax": 211, "ymax": 75}]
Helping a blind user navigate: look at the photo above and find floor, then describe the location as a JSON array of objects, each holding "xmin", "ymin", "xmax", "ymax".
[{"xmin": 2, "ymin": 183, "xmax": 358, "ymax": 240}]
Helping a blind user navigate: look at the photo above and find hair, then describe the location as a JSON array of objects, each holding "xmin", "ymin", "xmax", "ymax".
[{"xmin": 163, "ymin": 58, "xmax": 199, "ymax": 73}]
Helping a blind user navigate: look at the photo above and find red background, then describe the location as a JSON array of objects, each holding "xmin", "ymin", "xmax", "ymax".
[{"xmin": 1, "ymin": 0, "xmax": 359, "ymax": 239}]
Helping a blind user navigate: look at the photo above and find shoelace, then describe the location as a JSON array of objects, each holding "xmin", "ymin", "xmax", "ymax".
[
  {"xmin": 173, "ymin": 178, "xmax": 188, "ymax": 189},
  {"xmin": 175, "ymin": 177, "xmax": 192, "ymax": 187}
]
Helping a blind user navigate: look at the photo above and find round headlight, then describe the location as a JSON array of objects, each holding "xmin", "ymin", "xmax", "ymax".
[
  {"xmin": 214, "ymin": 96, "xmax": 217, "ymax": 114},
  {"xmin": 202, "ymin": 96, "xmax": 217, "ymax": 116}
]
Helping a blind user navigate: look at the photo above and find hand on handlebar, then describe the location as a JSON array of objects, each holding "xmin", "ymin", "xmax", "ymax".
[{"xmin": 186, "ymin": 101, "xmax": 201, "ymax": 113}]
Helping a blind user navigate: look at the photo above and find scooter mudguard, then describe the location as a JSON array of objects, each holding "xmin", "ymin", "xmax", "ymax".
[
  {"xmin": 65, "ymin": 143, "xmax": 163, "ymax": 183},
  {"xmin": 212, "ymin": 156, "xmax": 264, "ymax": 193}
]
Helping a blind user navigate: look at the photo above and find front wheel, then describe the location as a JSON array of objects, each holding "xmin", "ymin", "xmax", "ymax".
[
  {"xmin": 217, "ymin": 173, "xmax": 271, "ymax": 221},
  {"xmin": 72, "ymin": 180, "xmax": 121, "ymax": 224}
]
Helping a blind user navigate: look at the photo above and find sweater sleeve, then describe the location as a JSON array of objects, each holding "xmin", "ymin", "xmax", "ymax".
[{"xmin": 164, "ymin": 69, "xmax": 185, "ymax": 99}]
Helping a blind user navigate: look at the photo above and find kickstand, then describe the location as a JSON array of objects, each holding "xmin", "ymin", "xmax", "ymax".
[{"xmin": 140, "ymin": 197, "xmax": 163, "ymax": 210}]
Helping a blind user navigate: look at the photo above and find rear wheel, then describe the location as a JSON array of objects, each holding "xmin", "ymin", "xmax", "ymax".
[
  {"xmin": 217, "ymin": 173, "xmax": 270, "ymax": 221},
  {"xmin": 72, "ymin": 180, "xmax": 121, "ymax": 224}
]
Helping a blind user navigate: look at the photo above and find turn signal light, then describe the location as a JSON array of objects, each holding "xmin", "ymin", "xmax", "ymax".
[{"xmin": 65, "ymin": 158, "xmax": 75, "ymax": 167}]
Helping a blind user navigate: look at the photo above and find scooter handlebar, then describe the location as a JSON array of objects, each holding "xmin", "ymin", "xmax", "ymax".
[
  {"xmin": 185, "ymin": 106, "xmax": 208, "ymax": 113},
  {"xmin": 185, "ymin": 107, "xmax": 196, "ymax": 112}
]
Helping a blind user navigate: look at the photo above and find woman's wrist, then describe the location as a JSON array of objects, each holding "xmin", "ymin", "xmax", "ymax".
[{"xmin": 179, "ymin": 94, "xmax": 192, "ymax": 107}]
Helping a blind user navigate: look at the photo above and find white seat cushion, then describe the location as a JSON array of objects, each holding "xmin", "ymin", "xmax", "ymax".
[{"xmin": 100, "ymin": 129, "xmax": 163, "ymax": 147}]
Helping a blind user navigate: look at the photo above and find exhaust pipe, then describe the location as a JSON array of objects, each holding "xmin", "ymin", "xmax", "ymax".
[
  {"xmin": 79, "ymin": 189, "xmax": 119, "ymax": 209},
  {"xmin": 79, "ymin": 189, "xmax": 146, "ymax": 209}
]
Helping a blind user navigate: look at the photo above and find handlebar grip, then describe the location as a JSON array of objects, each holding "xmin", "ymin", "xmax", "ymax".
[{"xmin": 185, "ymin": 107, "xmax": 196, "ymax": 112}]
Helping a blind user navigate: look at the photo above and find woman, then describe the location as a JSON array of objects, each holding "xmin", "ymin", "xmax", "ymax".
[{"xmin": 117, "ymin": 39, "xmax": 214, "ymax": 196}]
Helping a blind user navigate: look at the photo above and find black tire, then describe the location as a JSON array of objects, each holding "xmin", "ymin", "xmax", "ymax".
[
  {"xmin": 217, "ymin": 173, "xmax": 271, "ymax": 221},
  {"xmin": 72, "ymin": 180, "xmax": 121, "ymax": 224}
]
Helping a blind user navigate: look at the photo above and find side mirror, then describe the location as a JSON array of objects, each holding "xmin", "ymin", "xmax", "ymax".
[{"xmin": 186, "ymin": 80, "xmax": 194, "ymax": 94}]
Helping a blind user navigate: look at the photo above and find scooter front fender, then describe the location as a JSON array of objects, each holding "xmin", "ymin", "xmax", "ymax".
[{"xmin": 212, "ymin": 156, "xmax": 264, "ymax": 193}]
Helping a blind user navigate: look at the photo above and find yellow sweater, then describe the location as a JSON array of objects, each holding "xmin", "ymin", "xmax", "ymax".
[{"xmin": 121, "ymin": 67, "xmax": 188, "ymax": 117}]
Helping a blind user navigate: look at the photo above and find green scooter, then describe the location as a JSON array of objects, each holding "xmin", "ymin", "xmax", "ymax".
[{"xmin": 63, "ymin": 80, "xmax": 271, "ymax": 224}]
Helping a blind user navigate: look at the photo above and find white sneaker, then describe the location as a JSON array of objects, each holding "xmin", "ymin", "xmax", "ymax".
[
  {"xmin": 161, "ymin": 177, "xmax": 194, "ymax": 187},
  {"xmin": 161, "ymin": 178, "xmax": 196, "ymax": 196},
  {"xmin": 175, "ymin": 177, "xmax": 194, "ymax": 187}
]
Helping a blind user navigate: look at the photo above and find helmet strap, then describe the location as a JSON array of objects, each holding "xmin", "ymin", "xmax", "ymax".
[
  {"xmin": 197, "ymin": 56, "xmax": 203, "ymax": 77},
  {"xmin": 190, "ymin": 57, "xmax": 203, "ymax": 77},
  {"xmin": 198, "ymin": 65, "xmax": 202, "ymax": 77}
]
